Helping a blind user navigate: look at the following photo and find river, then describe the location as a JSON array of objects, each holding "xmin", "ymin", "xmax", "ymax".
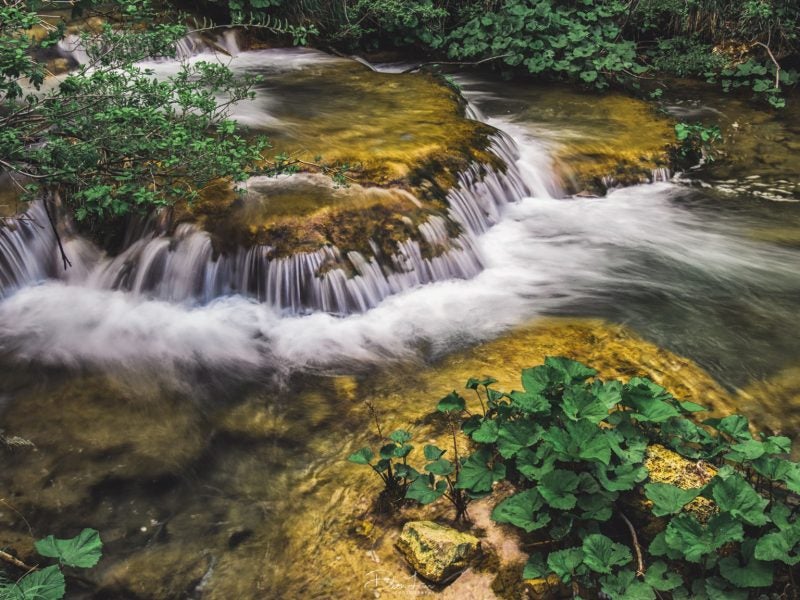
[{"xmin": 0, "ymin": 47, "xmax": 799, "ymax": 598}]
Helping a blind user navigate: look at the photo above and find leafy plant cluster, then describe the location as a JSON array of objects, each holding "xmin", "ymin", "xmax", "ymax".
[
  {"xmin": 205, "ymin": 0, "xmax": 799, "ymax": 105},
  {"xmin": 0, "ymin": 529, "xmax": 102, "ymax": 600},
  {"xmin": 673, "ymin": 122, "xmax": 722, "ymax": 167},
  {"xmin": 0, "ymin": 0, "xmax": 280, "ymax": 225},
  {"xmin": 447, "ymin": 1, "xmax": 640, "ymax": 89},
  {"xmin": 350, "ymin": 357, "xmax": 800, "ymax": 598}
]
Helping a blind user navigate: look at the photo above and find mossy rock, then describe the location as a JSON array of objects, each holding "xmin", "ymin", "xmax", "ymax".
[
  {"xmin": 172, "ymin": 54, "xmax": 501, "ymax": 258},
  {"xmin": 642, "ymin": 443, "xmax": 718, "ymax": 526},
  {"xmin": 396, "ymin": 520, "xmax": 481, "ymax": 584},
  {"xmin": 523, "ymin": 574, "xmax": 570, "ymax": 599}
]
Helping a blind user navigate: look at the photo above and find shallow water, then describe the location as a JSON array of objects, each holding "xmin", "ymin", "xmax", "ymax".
[{"xmin": 1, "ymin": 48, "xmax": 800, "ymax": 598}]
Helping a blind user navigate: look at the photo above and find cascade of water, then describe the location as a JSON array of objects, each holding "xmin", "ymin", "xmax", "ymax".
[
  {"xmin": 0, "ymin": 129, "xmax": 535, "ymax": 314},
  {"xmin": 652, "ymin": 167, "xmax": 672, "ymax": 183},
  {"xmin": 57, "ymin": 34, "xmax": 90, "ymax": 65},
  {"xmin": 0, "ymin": 47, "xmax": 565, "ymax": 314},
  {"xmin": 70, "ymin": 132, "xmax": 527, "ymax": 314},
  {"xmin": 0, "ymin": 203, "xmax": 57, "ymax": 293}
]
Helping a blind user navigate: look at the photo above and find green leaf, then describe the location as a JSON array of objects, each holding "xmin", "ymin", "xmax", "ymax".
[
  {"xmin": 710, "ymin": 415, "xmax": 751, "ymax": 442},
  {"xmin": 423, "ymin": 445, "xmax": 445, "ymax": 461},
  {"xmin": 516, "ymin": 446, "xmax": 557, "ymax": 482},
  {"xmin": 581, "ymin": 533, "xmax": 632, "ymax": 574},
  {"xmin": 406, "ymin": 476, "xmax": 446, "ymax": 504},
  {"xmin": 379, "ymin": 443, "xmax": 398, "ymax": 459},
  {"xmin": 724, "ymin": 439, "xmax": 764, "ymax": 462},
  {"xmin": 596, "ymin": 463, "xmax": 647, "ymax": 492},
  {"xmin": 648, "ymin": 532, "xmax": 682, "ymax": 560},
  {"xmin": 600, "ymin": 570, "xmax": 656, "ymax": 600},
  {"xmin": 455, "ymin": 448, "xmax": 505, "ymax": 493},
  {"xmin": 393, "ymin": 444, "xmax": 413, "ymax": 458},
  {"xmin": 388, "ymin": 430, "xmax": 411, "ymax": 444},
  {"xmin": 711, "ymin": 473, "xmax": 769, "ymax": 526},
  {"xmin": 347, "ymin": 447, "xmax": 374, "ymax": 465},
  {"xmin": 491, "ymin": 488, "xmax": 551, "ymax": 533},
  {"xmin": 645, "ymin": 561, "xmax": 682, "ymax": 591},
  {"xmin": 520, "ymin": 365, "xmax": 559, "ymax": 394},
  {"xmin": 718, "ymin": 541, "xmax": 774, "ymax": 588},
  {"xmin": 522, "ymin": 553, "xmax": 548, "ymax": 580},
  {"xmin": 562, "ymin": 385, "xmax": 610, "ymax": 423},
  {"xmin": 539, "ymin": 469, "xmax": 580, "ymax": 510},
  {"xmin": 755, "ymin": 530, "xmax": 800, "ymax": 565},
  {"xmin": 35, "ymin": 528, "xmax": 103, "ymax": 568},
  {"xmin": 763, "ymin": 435, "xmax": 791, "ymax": 455},
  {"xmin": 509, "ymin": 390, "xmax": 550, "ymax": 414},
  {"xmin": 699, "ymin": 577, "xmax": 749, "ymax": 600},
  {"xmin": 496, "ymin": 420, "xmax": 542, "ymax": 458},
  {"xmin": 622, "ymin": 379, "xmax": 680, "ymax": 422},
  {"xmin": 592, "ymin": 380, "xmax": 623, "ymax": 411},
  {"xmin": 4, "ymin": 565, "xmax": 66, "ymax": 600},
  {"xmin": 394, "ymin": 464, "xmax": 419, "ymax": 480},
  {"xmin": 425, "ymin": 458, "xmax": 454, "ymax": 476},
  {"xmin": 577, "ymin": 486, "xmax": 616, "ymax": 521},
  {"xmin": 471, "ymin": 419, "xmax": 500, "ymax": 443},
  {"xmin": 466, "ymin": 376, "xmax": 497, "ymax": 390},
  {"xmin": 678, "ymin": 401, "xmax": 706, "ymax": 413},
  {"xmin": 664, "ymin": 513, "xmax": 743, "ymax": 562},
  {"xmin": 437, "ymin": 391, "xmax": 466, "ymax": 413},
  {"xmin": 547, "ymin": 547, "xmax": 584, "ymax": 582},
  {"xmin": 644, "ymin": 483, "xmax": 703, "ymax": 517},
  {"xmin": 544, "ymin": 356, "xmax": 597, "ymax": 384}
]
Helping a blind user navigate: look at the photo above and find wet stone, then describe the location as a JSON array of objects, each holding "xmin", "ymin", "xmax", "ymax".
[{"xmin": 396, "ymin": 520, "xmax": 481, "ymax": 584}]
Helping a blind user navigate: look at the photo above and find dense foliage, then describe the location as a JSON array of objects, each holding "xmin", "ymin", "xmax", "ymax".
[
  {"xmin": 350, "ymin": 357, "xmax": 800, "ymax": 598},
  {"xmin": 209, "ymin": 0, "xmax": 799, "ymax": 105},
  {"xmin": 0, "ymin": 528, "xmax": 102, "ymax": 599},
  {"xmin": 0, "ymin": 0, "xmax": 272, "ymax": 224}
]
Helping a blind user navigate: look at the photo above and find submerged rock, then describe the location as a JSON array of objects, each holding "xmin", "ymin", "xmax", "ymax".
[{"xmin": 396, "ymin": 520, "xmax": 481, "ymax": 583}]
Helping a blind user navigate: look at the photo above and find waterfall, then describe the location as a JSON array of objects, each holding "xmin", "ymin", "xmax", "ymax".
[
  {"xmin": 0, "ymin": 131, "xmax": 537, "ymax": 314},
  {"xmin": 0, "ymin": 203, "xmax": 57, "ymax": 292}
]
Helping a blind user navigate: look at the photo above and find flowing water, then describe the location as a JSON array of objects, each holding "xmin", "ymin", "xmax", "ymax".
[{"xmin": 1, "ymin": 48, "xmax": 799, "ymax": 599}]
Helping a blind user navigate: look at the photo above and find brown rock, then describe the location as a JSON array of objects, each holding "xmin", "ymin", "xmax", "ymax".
[{"xmin": 396, "ymin": 521, "xmax": 481, "ymax": 584}]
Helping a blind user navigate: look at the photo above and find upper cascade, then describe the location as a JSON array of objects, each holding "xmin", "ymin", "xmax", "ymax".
[{"xmin": 0, "ymin": 133, "xmax": 539, "ymax": 314}]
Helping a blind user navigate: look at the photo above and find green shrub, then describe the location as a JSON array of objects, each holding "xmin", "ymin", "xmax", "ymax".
[
  {"xmin": 352, "ymin": 357, "xmax": 800, "ymax": 597},
  {"xmin": 673, "ymin": 122, "xmax": 722, "ymax": 167}
]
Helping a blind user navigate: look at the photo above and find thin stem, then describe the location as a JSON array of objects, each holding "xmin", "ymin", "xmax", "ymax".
[
  {"xmin": 0, "ymin": 550, "xmax": 36, "ymax": 572},
  {"xmin": 621, "ymin": 512, "xmax": 646, "ymax": 577}
]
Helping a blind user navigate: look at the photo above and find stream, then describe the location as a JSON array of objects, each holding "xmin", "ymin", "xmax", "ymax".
[{"xmin": 1, "ymin": 47, "xmax": 799, "ymax": 599}]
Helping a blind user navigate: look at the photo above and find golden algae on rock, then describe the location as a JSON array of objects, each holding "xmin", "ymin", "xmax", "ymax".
[
  {"xmin": 396, "ymin": 520, "xmax": 481, "ymax": 583},
  {"xmin": 643, "ymin": 444, "xmax": 717, "ymax": 524}
]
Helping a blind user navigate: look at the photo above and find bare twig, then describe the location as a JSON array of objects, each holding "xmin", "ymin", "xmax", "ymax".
[
  {"xmin": 42, "ymin": 191, "xmax": 71, "ymax": 271},
  {"xmin": 621, "ymin": 512, "xmax": 646, "ymax": 577},
  {"xmin": 753, "ymin": 41, "xmax": 781, "ymax": 89},
  {"xmin": 0, "ymin": 549, "xmax": 36, "ymax": 572}
]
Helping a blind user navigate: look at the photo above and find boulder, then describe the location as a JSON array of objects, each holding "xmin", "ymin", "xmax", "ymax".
[{"xmin": 396, "ymin": 521, "xmax": 480, "ymax": 584}]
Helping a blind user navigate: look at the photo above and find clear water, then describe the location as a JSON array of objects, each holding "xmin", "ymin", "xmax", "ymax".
[{"xmin": 1, "ymin": 49, "xmax": 799, "ymax": 598}]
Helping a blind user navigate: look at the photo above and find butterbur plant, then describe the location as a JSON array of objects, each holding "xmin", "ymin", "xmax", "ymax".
[
  {"xmin": 352, "ymin": 356, "xmax": 800, "ymax": 598},
  {"xmin": 0, "ymin": 528, "xmax": 102, "ymax": 600},
  {"xmin": 347, "ymin": 428, "xmax": 417, "ymax": 504},
  {"xmin": 674, "ymin": 122, "xmax": 723, "ymax": 167}
]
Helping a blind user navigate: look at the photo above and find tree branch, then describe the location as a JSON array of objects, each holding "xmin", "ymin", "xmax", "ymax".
[
  {"xmin": 42, "ymin": 191, "xmax": 71, "ymax": 271},
  {"xmin": 621, "ymin": 512, "xmax": 645, "ymax": 577},
  {"xmin": 753, "ymin": 41, "xmax": 781, "ymax": 89},
  {"xmin": 0, "ymin": 549, "xmax": 36, "ymax": 572}
]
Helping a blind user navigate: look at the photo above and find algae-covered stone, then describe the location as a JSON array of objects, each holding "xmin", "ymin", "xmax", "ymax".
[
  {"xmin": 524, "ymin": 574, "xmax": 569, "ymax": 599},
  {"xmin": 644, "ymin": 444, "xmax": 717, "ymax": 523},
  {"xmin": 396, "ymin": 521, "xmax": 480, "ymax": 583}
]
